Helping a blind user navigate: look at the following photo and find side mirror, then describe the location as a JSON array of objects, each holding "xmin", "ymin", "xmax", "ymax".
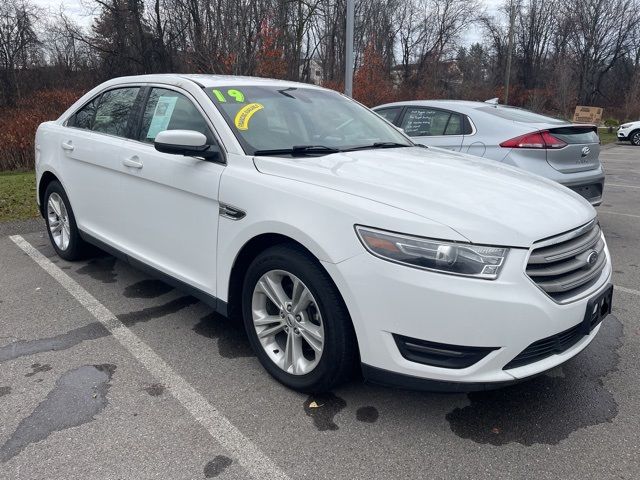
[{"xmin": 154, "ymin": 130, "xmax": 219, "ymax": 160}]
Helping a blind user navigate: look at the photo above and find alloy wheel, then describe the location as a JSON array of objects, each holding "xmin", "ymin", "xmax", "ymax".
[
  {"xmin": 251, "ymin": 269, "xmax": 324, "ymax": 375},
  {"xmin": 47, "ymin": 192, "xmax": 71, "ymax": 251},
  {"xmin": 632, "ymin": 131, "xmax": 640, "ymax": 146}
]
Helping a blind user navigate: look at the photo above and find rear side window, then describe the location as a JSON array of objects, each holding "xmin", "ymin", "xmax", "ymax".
[
  {"xmin": 444, "ymin": 114, "xmax": 463, "ymax": 135},
  {"xmin": 139, "ymin": 88, "xmax": 214, "ymax": 143},
  {"xmin": 401, "ymin": 108, "xmax": 458, "ymax": 136},
  {"xmin": 92, "ymin": 87, "xmax": 141, "ymax": 137},
  {"xmin": 67, "ymin": 98, "xmax": 99, "ymax": 130},
  {"xmin": 375, "ymin": 107, "xmax": 402, "ymax": 124}
]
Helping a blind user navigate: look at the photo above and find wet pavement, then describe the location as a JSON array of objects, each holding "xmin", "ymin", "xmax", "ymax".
[{"xmin": 0, "ymin": 144, "xmax": 639, "ymax": 479}]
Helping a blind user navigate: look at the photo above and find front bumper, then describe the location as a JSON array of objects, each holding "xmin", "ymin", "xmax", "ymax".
[
  {"xmin": 323, "ymin": 244, "xmax": 612, "ymax": 390},
  {"xmin": 617, "ymin": 128, "xmax": 631, "ymax": 140}
]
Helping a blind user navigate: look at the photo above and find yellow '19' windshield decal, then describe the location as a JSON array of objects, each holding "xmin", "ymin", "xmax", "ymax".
[{"xmin": 234, "ymin": 103, "xmax": 264, "ymax": 130}]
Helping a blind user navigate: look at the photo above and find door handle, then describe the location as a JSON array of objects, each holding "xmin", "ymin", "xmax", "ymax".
[
  {"xmin": 61, "ymin": 141, "xmax": 74, "ymax": 151},
  {"xmin": 122, "ymin": 156, "xmax": 143, "ymax": 169}
]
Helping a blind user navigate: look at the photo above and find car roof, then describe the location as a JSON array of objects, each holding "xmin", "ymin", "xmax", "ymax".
[
  {"xmin": 374, "ymin": 99, "xmax": 491, "ymax": 111},
  {"xmin": 103, "ymin": 73, "xmax": 326, "ymax": 91}
]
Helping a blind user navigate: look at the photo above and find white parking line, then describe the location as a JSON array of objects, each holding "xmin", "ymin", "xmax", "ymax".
[
  {"xmin": 9, "ymin": 235, "xmax": 289, "ymax": 480},
  {"xmin": 598, "ymin": 210, "xmax": 640, "ymax": 219},
  {"xmin": 615, "ymin": 285, "xmax": 640, "ymax": 297},
  {"xmin": 607, "ymin": 183, "xmax": 640, "ymax": 189}
]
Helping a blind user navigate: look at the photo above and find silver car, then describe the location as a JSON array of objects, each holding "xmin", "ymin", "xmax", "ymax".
[{"xmin": 373, "ymin": 100, "xmax": 605, "ymax": 205}]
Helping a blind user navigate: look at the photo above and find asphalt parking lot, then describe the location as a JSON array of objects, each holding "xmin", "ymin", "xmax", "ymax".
[{"xmin": 1, "ymin": 144, "xmax": 639, "ymax": 480}]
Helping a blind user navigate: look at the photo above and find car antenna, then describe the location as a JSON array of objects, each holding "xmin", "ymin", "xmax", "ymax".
[{"xmin": 484, "ymin": 97, "xmax": 499, "ymax": 105}]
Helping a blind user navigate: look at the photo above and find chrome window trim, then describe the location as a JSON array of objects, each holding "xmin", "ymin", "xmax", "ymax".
[{"xmin": 63, "ymin": 82, "xmax": 228, "ymax": 164}]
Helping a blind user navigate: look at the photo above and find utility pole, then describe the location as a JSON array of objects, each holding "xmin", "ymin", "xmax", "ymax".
[
  {"xmin": 345, "ymin": 0, "xmax": 354, "ymax": 97},
  {"xmin": 504, "ymin": 0, "xmax": 516, "ymax": 104}
]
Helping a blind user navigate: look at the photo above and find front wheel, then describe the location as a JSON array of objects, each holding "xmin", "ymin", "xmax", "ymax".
[
  {"xmin": 630, "ymin": 130, "xmax": 640, "ymax": 146},
  {"xmin": 242, "ymin": 244, "xmax": 357, "ymax": 393}
]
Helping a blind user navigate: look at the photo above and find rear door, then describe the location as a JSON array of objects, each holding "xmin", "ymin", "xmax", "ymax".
[
  {"xmin": 544, "ymin": 126, "xmax": 601, "ymax": 173},
  {"xmin": 117, "ymin": 86, "xmax": 225, "ymax": 295},
  {"xmin": 398, "ymin": 107, "xmax": 464, "ymax": 151},
  {"xmin": 61, "ymin": 86, "xmax": 142, "ymax": 242}
]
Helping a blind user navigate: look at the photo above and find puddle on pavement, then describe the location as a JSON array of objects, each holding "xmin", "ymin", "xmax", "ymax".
[
  {"xmin": 76, "ymin": 256, "xmax": 118, "ymax": 283},
  {"xmin": 303, "ymin": 393, "xmax": 347, "ymax": 431},
  {"xmin": 192, "ymin": 312, "xmax": 253, "ymax": 359},
  {"xmin": 25, "ymin": 363, "xmax": 52, "ymax": 377},
  {"xmin": 142, "ymin": 383, "xmax": 165, "ymax": 396},
  {"xmin": 0, "ymin": 386, "xmax": 10, "ymax": 397},
  {"xmin": 0, "ymin": 364, "xmax": 116, "ymax": 463},
  {"xmin": 0, "ymin": 297, "xmax": 197, "ymax": 363},
  {"xmin": 356, "ymin": 406, "xmax": 379, "ymax": 423},
  {"xmin": 203, "ymin": 455, "xmax": 233, "ymax": 478},
  {"xmin": 0, "ymin": 323, "xmax": 108, "ymax": 363},
  {"xmin": 445, "ymin": 315, "xmax": 623, "ymax": 446},
  {"xmin": 118, "ymin": 296, "xmax": 198, "ymax": 326},
  {"xmin": 123, "ymin": 279, "xmax": 173, "ymax": 299}
]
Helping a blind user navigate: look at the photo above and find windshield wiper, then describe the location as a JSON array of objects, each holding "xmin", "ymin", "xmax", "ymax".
[
  {"xmin": 254, "ymin": 145, "xmax": 341, "ymax": 156},
  {"xmin": 343, "ymin": 142, "xmax": 412, "ymax": 151}
]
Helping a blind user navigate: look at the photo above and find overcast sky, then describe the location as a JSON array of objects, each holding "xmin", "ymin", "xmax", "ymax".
[{"xmin": 36, "ymin": 0, "xmax": 505, "ymax": 44}]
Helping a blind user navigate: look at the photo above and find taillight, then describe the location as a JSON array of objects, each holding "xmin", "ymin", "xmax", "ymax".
[{"xmin": 500, "ymin": 131, "xmax": 567, "ymax": 149}]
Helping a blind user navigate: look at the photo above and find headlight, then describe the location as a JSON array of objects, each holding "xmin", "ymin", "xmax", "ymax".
[
  {"xmin": 356, "ymin": 226, "xmax": 508, "ymax": 280},
  {"xmin": 620, "ymin": 123, "xmax": 631, "ymax": 129}
]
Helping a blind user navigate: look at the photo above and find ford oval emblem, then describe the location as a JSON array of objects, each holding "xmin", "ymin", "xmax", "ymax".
[
  {"xmin": 586, "ymin": 250, "xmax": 598, "ymax": 266},
  {"xmin": 581, "ymin": 146, "xmax": 591, "ymax": 157}
]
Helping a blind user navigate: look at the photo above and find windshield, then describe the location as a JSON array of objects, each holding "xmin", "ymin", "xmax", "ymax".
[{"xmin": 205, "ymin": 86, "xmax": 413, "ymax": 155}]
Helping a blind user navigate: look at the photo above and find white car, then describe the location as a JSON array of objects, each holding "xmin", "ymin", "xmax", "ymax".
[
  {"xmin": 35, "ymin": 75, "xmax": 613, "ymax": 392},
  {"xmin": 617, "ymin": 121, "xmax": 640, "ymax": 145}
]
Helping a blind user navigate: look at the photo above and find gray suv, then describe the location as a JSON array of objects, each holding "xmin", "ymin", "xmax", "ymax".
[{"xmin": 374, "ymin": 100, "xmax": 605, "ymax": 205}]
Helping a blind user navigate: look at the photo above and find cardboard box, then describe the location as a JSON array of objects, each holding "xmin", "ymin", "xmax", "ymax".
[{"xmin": 573, "ymin": 106, "xmax": 603, "ymax": 124}]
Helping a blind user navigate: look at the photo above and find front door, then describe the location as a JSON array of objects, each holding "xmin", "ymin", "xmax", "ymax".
[{"xmin": 117, "ymin": 86, "xmax": 225, "ymax": 296}]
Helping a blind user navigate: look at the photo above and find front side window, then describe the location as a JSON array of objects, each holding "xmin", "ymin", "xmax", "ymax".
[
  {"xmin": 206, "ymin": 86, "xmax": 412, "ymax": 155},
  {"xmin": 375, "ymin": 107, "xmax": 402, "ymax": 124},
  {"xmin": 401, "ymin": 108, "xmax": 453, "ymax": 137},
  {"xmin": 139, "ymin": 88, "xmax": 215, "ymax": 144},
  {"xmin": 92, "ymin": 87, "xmax": 140, "ymax": 137}
]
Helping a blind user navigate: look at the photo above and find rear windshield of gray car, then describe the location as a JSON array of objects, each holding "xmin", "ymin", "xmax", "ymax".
[{"xmin": 477, "ymin": 106, "xmax": 567, "ymax": 125}]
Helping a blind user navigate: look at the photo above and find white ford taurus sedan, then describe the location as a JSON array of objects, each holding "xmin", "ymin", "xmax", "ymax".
[{"xmin": 35, "ymin": 74, "xmax": 613, "ymax": 392}]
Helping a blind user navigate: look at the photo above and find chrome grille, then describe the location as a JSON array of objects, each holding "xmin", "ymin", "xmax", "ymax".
[{"xmin": 526, "ymin": 220, "xmax": 607, "ymax": 302}]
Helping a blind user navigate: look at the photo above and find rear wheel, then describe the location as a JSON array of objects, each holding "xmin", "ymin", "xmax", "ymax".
[
  {"xmin": 242, "ymin": 244, "xmax": 357, "ymax": 393},
  {"xmin": 44, "ymin": 181, "xmax": 91, "ymax": 261},
  {"xmin": 630, "ymin": 130, "xmax": 640, "ymax": 146}
]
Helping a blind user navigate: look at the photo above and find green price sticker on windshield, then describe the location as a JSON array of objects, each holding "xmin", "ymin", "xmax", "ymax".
[{"xmin": 212, "ymin": 89, "xmax": 245, "ymax": 103}]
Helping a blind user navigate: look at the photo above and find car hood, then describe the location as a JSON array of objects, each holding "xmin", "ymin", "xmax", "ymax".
[{"xmin": 253, "ymin": 146, "xmax": 595, "ymax": 247}]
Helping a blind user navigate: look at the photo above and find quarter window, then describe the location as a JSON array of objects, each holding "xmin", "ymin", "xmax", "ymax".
[
  {"xmin": 444, "ymin": 113, "xmax": 463, "ymax": 135},
  {"xmin": 139, "ymin": 88, "xmax": 214, "ymax": 144},
  {"xmin": 67, "ymin": 98, "xmax": 99, "ymax": 130},
  {"xmin": 92, "ymin": 87, "xmax": 140, "ymax": 137}
]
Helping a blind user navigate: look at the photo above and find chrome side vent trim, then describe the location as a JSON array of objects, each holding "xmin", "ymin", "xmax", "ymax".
[{"xmin": 219, "ymin": 203, "xmax": 246, "ymax": 220}]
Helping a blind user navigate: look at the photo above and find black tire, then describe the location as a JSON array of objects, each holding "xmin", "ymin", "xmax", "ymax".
[
  {"xmin": 43, "ymin": 180, "xmax": 91, "ymax": 261},
  {"xmin": 630, "ymin": 130, "xmax": 640, "ymax": 146},
  {"xmin": 241, "ymin": 244, "xmax": 358, "ymax": 393}
]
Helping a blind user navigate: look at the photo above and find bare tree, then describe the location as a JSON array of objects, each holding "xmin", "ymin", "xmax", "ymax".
[
  {"xmin": 0, "ymin": 0, "xmax": 39, "ymax": 105},
  {"xmin": 564, "ymin": 0, "xmax": 640, "ymax": 104}
]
